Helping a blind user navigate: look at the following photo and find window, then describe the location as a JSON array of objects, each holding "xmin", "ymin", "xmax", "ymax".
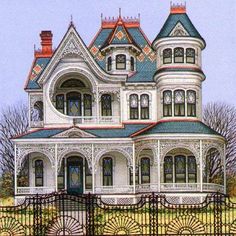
[
  {"xmin": 164, "ymin": 156, "xmax": 173, "ymax": 183},
  {"xmin": 130, "ymin": 57, "xmax": 135, "ymax": 71},
  {"xmin": 188, "ymin": 156, "xmax": 197, "ymax": 183},
  {"xmin": 174, "ymin": 47, "xmax": 184, "ymax": 63},
  {"xmin": 58, "ymin": 159, "xmax": 65, "ymax": 190},
  {"xmin": 141, "ymin": 158, "xmax": 150, "ymax": 184},
  {"xmin": 35, "ymin": 160, "xmax": 43, "ymax": 187},
  {"xmin": 163, "ymin": 91, "xmax": 172, "ymax": 117},
  {"xmin": 175, "ymin": 155, "xmax": 186, "ymax": 183},
  {"xmin": 67, "ymin": 92, "xmax": 82, "ymax": 116},
  {"xmin": 163, "ymin": 48, "xmax": 172, "ymax": 64},
  {"xmin": 107, "ymin": 57, "xmax": 112, "ymax": 71},
  {"xmin": 85, "ymin": 160, "xmax": 92, "ymax": 190},
  {"xmin": 83, "ymin": 94, "xmax": 92, "ymax": 116},
  {"xmin": 187, "ymin": 90, "xmax": 196, "ymax": 117},
  {"xmin": 56, "ymin": 94, "xmax": 64, "ymax": 114},
  {"xmin": 140, "ymin": 94, "xmax": 149, "ymax": 119},
  {"xmin": 186, "ymin": 48, "xmax": 195, "ymax": 64},
  {"xmin": 61, "ymin": 79, "xmax": 85, "ymax": 88},
  {"xmin": 103, "ymin": 157, "xmax": 113, "ymax": 186},
  {"xmin": 174, "ymin": 90, "xmax": 185, "ymax": 116},
  {"xmin": 116, "ymin": 54, "xmax": 126, "ymax": 70},
  {"xmin": 129, "ymin": 168, "xmax": 139, "ymax": 185},
  {"xmin": 129, "ymin": 94, "xmax": 139, "ymax": 119},
  {"xmin": 101, "ymin": 94, "xmax": 112, "ymax": 116}
]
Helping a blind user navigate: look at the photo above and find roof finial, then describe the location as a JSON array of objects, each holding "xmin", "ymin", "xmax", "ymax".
[
  {"xmin": 119, "ymin": 8, "xmax": 121, "ymax": 18},
  {"xmin": 170, "ymin": 1, "xmax": 186, "ymax": 14}
]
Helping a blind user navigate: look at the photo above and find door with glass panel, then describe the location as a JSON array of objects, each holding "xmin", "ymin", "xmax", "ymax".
[{"xmin": 67, "ymin": 156, "xmax": 83, "ymax": 194}]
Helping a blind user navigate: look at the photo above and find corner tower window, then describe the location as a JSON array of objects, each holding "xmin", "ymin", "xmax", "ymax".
[
  {"xmin": 107, "ymin": 56, "xmax": 112, "ymax": 71},
  {"xmin": 130, "ymin": 94, "xmax": 139, "ymax": 119},
  {"xmin": 174, "ymin": 90, "xmax": 185, "ymax": 116},
  {"xmin": 186, "ymin": 48, "xmax": 195, "ymax": 64},
  {"xmin": 101, "ymin": 94, "xmax": 112, "ymax": 116},
  {"xmin": 130, "ymin": 57, "xmax": 135, "ymax": 71},
  {"xmin": 67, "ymin": 92, "xmax": 82, "ymax": 116},
  {"xmin": 163, "ymin": 90, "xmax": 172, "ymax": 117},
  {"xmin": 103, "ymin": 157, "xmax": 113, "ymax": 186},
  {"xmin": 140, "ymin": 94, "xmax": 149, "ymax": 119},
  {"xmin": 35, "ymin": 160, "xmax": 44, "ymax": 187},
  {"xmin": 116, "ymin": 54, "xmax": 126, "ymax": 70},
  {"xmin": 187, "ymin": 90, "xmax": 196, "ymax": 117},
  {"xmin": 163, "ymin": 48, "xmax": 172, "ymax": 64},
  {"xmin": 174, "ymin": 47, "xmax": 184, "ymax": 63}
]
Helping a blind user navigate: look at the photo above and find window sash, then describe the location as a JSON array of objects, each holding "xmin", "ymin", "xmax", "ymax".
[
  {"xmin": 56, "ymin": 94, "xmax": 64, "ymax": 113},
  {"xmin": 186, "ymin": 48, "xmax": 195, "ymax": 64},
  {"xmin": 67, "ymin": 92, "xmax": 82, "ymax": 116},
  {"xmin": 85, "ymin": 160, "xmax": 92, "ymax": 190},
  {"xmin": 163, "ymin": 49, "xmax": 172, "ymax": 64},
  {"xmin": 130, "ymin": 57, "xmax": 135, "ymax": 71},
  {"xmin": 175, "ymin": 156, "xmax": 186, "ymax": 183},
  {"xmin": 107, "ymin": 57, "xmax": 112, "ymax": 71},
  {"xmin": 141, "ymin": 158, "xmax": 150, "ymax": 184},
  {"xmin": 174, "ymin": 48, "xmax": 184, "ymax": 63},
  {"xmin": 116, "ymin": 54, "xmax": 126, "ymax": 70},
  {"xmin": 103, "ymin": 158, "xmax": 113, "ymax": 186},
  {"xmin": 83, "ymin": 94, "xmax": 92, "ymax": 116},
  {"xmin": 101, "ymin": 94, "xmax": 112, "ymax": 116},
  {"xmin": 35, "ymin": 160, "xmax": 43, "ymax": 187}
]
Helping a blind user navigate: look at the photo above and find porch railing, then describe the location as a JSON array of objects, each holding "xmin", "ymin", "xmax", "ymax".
[{"xmin": 71, "ymin": 116, "xmax": 120, "ymax": 125}]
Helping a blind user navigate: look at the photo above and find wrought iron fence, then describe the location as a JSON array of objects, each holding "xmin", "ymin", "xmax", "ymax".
[{"xmin": 1, "ymin": 192, "xmax": 236, "ymax": 235}]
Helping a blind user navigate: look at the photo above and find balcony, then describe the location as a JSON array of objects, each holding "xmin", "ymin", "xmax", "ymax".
[{"xmin": 71, "ymin": 116, "xmax": 120, "ymax": 125}]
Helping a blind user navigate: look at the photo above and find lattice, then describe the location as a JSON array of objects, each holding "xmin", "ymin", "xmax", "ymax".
[
  {"xmin": 182, "ymin": 196, "xmax": 202, "ymax": 205},
  {"xmin": 117, "ymin": 198, "xmax": 134, "ymax": 205},
  {"xmin": 102, "ymin": 198, "xmax": 115, "ymax": 204},
  {"xmin": 166, "ymin": 196, "xmax": 180, "ymax": 204}
]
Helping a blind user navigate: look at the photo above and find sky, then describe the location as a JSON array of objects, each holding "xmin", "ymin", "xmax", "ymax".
[{"xmin": 0, "ymin": 0, "xmax": 236, "ymax": 109}]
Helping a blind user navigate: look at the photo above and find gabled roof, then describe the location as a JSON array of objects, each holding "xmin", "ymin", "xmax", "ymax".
[{"xmin": 153, "ymin": 13, "xmax": 205, "ymax": 46}]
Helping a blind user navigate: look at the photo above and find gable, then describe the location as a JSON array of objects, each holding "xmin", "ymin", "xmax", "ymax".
[
  {"xmin": 169, "ymin": 22, "xmax": 189, "ymax": 37},
  {"xmin": 52, "ymin": 127, "xmax": 96, "ymax": 138}
]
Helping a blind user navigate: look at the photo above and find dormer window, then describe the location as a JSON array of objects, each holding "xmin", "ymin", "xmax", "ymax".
[
  {"xmin": 107, "ymin": 56, "xmax": 112, "ymax": 71},
  {"xmin": 130, "ymin": 56, "xmax": 135, "ymax": 71},
  {"xmin": 186, "ymin": 48, "xmax": 195, "ymax": 64},
  {"xmin": 174, "ymin": 47, "xmax": 184, "ymax": 63},
  {"xmin": 163, "ymin": 48, "xmax": 172, "ymax": 64},
  {"xmin": 116, "ymin": 54, "xmax": 126, "ymax": 70}
]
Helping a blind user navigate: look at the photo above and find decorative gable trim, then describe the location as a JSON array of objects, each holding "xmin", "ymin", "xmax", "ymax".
[
  {"xmin": 169, "ymin": 22, "xmax": 189, "ymax": 37},
  {"xmin": 52, "ymin": 127, "xmax": 96, "ymax": 138},
  {"xmin": 37, "ymin": 25, "xmax": 126, "ymax": 85}
]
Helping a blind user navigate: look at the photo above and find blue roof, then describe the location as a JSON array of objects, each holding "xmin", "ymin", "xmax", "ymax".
[
  {"xmin": 153, "ymin": 13, "xmax": 205, "ymax": 45},
  {"xmin": 18, "ymin": 129, "xmax": 64, "ymax": 139}
]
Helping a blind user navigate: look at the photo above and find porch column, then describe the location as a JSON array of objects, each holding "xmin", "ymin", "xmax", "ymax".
[
  {"xmin": 200, "ymin": 140, "xmax": 203, "ymax": 192},
  {"xmin": 132, "ymin": 142, "xmax": 136, "ymax": 194},
  {"xmin": 92, "ymin": 144, "xmax": 95, "ymax": 194},
  {"xmin": 14, "ymin": 144, "xmax": 17, "ymax": 195},
  {"xmin": 223, "ymin": 143, "xmax": 226, "ymax": 194},
  {"xmin": 157, "ymin": 140, "xmax": 161, "ymax": 192},
  {"xmin": 55, "ymin": 144, "xmax": 58, "ymax": 192}
]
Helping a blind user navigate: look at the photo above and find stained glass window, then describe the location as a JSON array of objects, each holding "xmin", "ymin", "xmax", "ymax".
[
  {"xmin": 56, "ymin": 94, "xmax": 64, "ymax": 114},
  {"xmin": 130, "ymin": 57, "xmax": 135, "ymax": 71},
  {"xmin": 130, "ymin": 94, "xmax": 139, "ymax": 119},
  {"xmin": 116, "ymin": 54, "xmax": 126, "ymax": 70},
  {"xmin": 187, "ymin": 90, "xmax": 196, "ymax": 117},
  {"xmin": 188, "ymin": 156, "xmax": 197, "ymax": 183},
  {"xmin": 35, "ymin": 160, "xmax": 43, "ymax": 187},
  {"xmin": 174, "ymin": 47, "xmax": 184, "ymax": 63},
  {"xmin": 164, "ymin": 156, "xmax": 173, "ymax": 183},
  {"xmin": 175, "ymin": 156, "xmax": 186, "ymax": 183},
  {"xmin": 61, "ymin": 79, "xmax": 85, "ymax": 88},
  {"xmin": 85, "ymin": 159, "xmax": 92, "ymax": 190},
  {"xmin": 103, "ymin": 157, "xmax": 113, "ymax": 186},
  {"xmin": 58, "ymin": 159, "xmax": 65, "ymax": 190},
  {"xmin": 101, "ymin": 94, "xmax": 112, "ymax": 116},
  {"xmin": 107, "ymin": 56, "xmax": 112, "ymax": 71},
  {"xmin": 141, "ymin": 158, "xmax": 150, "ymax": 184},
  {"xmin": 141, "ymin": 94, "xmax": 149, "ymax": 119},
  {"xmin": 163, "ymin": 48, "xmax": 172, "ymax": 64},
  {"xmin": 163, "ymin": 90, "xmax": 172, "ymax": 117},
  {"xmin": 186, "ymin": 48, "xmax": 195, "ymax": 64},
  {"xmin": 84, "ymin": 94, "xmax": 92, "ymax": 116},
  {"xmin": 67, "ymin": 92, "xmax": 82, "ymax": 116},
  {"xmin": 174, "ymin": 90, "xmax": 185, "ymax": 116}
]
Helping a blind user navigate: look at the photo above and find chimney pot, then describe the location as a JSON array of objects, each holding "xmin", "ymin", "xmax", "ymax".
[{"xmin": 40, "ymin": 31, "xmax": 53, "ymax": 56}]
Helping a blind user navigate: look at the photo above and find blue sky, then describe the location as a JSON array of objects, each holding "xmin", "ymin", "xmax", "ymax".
[{"xmin": 0, "ymin": 0, "xmax": 235, "ymax": 109}]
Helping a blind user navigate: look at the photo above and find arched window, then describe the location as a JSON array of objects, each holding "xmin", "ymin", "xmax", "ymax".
[
  {"xmin": 129, "ymin": 94, "xmax": 139, "ymax": 119},
  {"xmin": 85, "ymin": 159, "xmax": 92, "ymax": 190},
  {"xmin": 103, "ymin": 157, "xmax": 113, "ymax": 186},
  {"xmin": 164, "ymin": 156, "xmax": 173, "ymax": 183},
  {"xmin": 67, "ymin": 92, "xmax": 82, "ymax": 116},
  {"xmin": 141, "ymin": 158, "xmax": 150, "ymax": 184},
  {"xmin": 163, "ymin": 90, "xmax": 172, "ymax": 117},
  {"xmin": 174, "ymin": 47, "xmax": 184, "ymax": 63},
  {"xmin": 175, "ymin": 155, "xmax": 186, "ymax": 183},
  {"xmin": 130, "ymin": 57, "xmax": 135, "ymax": 71},
  {"xmin": 107, "ymin": 56, "xmax": 112, "ymax": 71},
  {"xmin": 174, "ymin": 90, "xmax": 185, "ymax": 116},
  {"xmin": 56, "ymin": 94, "xmax": 64, "ymax": 114},
  {"xmin": 140, "ymin": 94, "xmax": 149, "ymax": 119},
  {"xmin": 187, "ymin": 90, "xmax": 196, "ymax": 117},
  {"xmin": 186, "ymin": 48, "xmax": 195, "ymax": 64},
  {"xmin": 61, "ymin": 79, "xmax": 86, "ymax": 88},
  {"xmin": 35, "ymin": 160, "xmax": 43, "ymax": 187},
  {"xmin": 83, "ymin": 94, "xmax": 92, "ymax": 116},
  {"xmin": 163, "ymin": 48, "xmax": 172, "ymax": 64},
  {"xmin": 116, "ymin": 54, "xmax": 126, "ymax": 70},
  {"xmin": 188, "ymin": 156, "xmax": 197, "ymax": 183},
  {"xmin": 101, "ymin": 94, "xmax": 112, "ymax": 116}
]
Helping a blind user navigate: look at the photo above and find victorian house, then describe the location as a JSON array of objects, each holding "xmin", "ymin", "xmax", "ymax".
[{"xmin": 13, "ymin": 4, "xmax": 226, "ymax": 204}]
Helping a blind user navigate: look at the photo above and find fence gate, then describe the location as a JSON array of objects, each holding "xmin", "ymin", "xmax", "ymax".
[{"xmin": 1, "ymin": 192, "xmax": 236, "ymax": 235}]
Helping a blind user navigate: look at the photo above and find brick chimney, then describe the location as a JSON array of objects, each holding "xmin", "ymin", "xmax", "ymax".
[{"xmin": 35, "ymin": 30, "xmax": 53, "ymax": 58}]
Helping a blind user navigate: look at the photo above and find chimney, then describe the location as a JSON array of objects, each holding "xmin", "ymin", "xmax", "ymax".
[
  {"xmin": 35, "ymin": 30, "xmax": 53, "ymax": 58},
  {"xmin": 170, "ymin": 3, "xmax": 186, "ymax": 14}
]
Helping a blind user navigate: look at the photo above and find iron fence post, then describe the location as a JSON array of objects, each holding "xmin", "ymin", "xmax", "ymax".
[{"xmin": 214, "ymin": 192, "xmax": 223, "ymax": 236}]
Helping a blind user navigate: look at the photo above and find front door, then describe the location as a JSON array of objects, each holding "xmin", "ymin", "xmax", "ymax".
[{"xmin": 67, "ymin": 156, "xmax": 83, "ymax": 195}]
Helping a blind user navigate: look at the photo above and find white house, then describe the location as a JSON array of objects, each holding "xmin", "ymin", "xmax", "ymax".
[{"xmin": 13, "ymin": 4, "xmax": 226, "ymax": 204}]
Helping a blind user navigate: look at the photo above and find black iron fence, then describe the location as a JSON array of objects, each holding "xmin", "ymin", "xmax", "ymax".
[{"xmin": 1, "ymin": 192, "xmax": 236, "ymax": 235}]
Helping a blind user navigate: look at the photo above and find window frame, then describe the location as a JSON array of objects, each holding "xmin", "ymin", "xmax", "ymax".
[
  {"xmin": 129, "ymin": 94, "xmax": 139, "ymax": 120},
  {"xmin": 187, "ymin": 90, "xmax": 196, "ymax": 117},
  {"xmin": 66, "ymin": 92, "xmax": 82, "ymax": 116},
  {"xmin": 130, "ymin": 56, "xmax": 135, "ymax": 71},
  {"xmin": 163, "ymin": 48, "xmax": 172, "ymax": 64},
  {"xmin": 140, "ymin": 157, "xmax": 151, "ymax": 184},
  {"xmin": 140, "ymin": 94, "xmax": 150, "ymax": 120},
  {"xmin": 107, "ymin": 56, "xmax": 112, "ymax": 71},
  {"xmin": 186, "ymin": 48, "xmax": 195, "ymax": 64},
  {"xmin": 56, "ymin": 94, "xmax": 65, "ymax": 114},
  {"xmin": 35, "ymin": 159, "xmax": 44, "ymax": 187},
  {"xmin": 174, "ymin": 90, "xmax": 185, "ymax": 116},
  {"xmin": 116, "ymin": 54, "xmax": 126, "ymax": 70},
  {"xmin": 102, "ymin": 157, "xmax": 113, "ymax": 186},
  {"xmin": 85, "ymin": 159, "xmax": 92, "ymax": 190},
  {"xmin": 83, "ymin": 94, "xmax": 92, "ymax": 117},
  {"xmin": 101, "ymin": 94, "xmax": 112, "ymax": 116},
  {"xmin": 163, "ymin": 90, "xmax": 172, "ymax": 117},
  {"xmin": 174, "ymin": 47, "xmax": 184, "ymax": 63}
]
